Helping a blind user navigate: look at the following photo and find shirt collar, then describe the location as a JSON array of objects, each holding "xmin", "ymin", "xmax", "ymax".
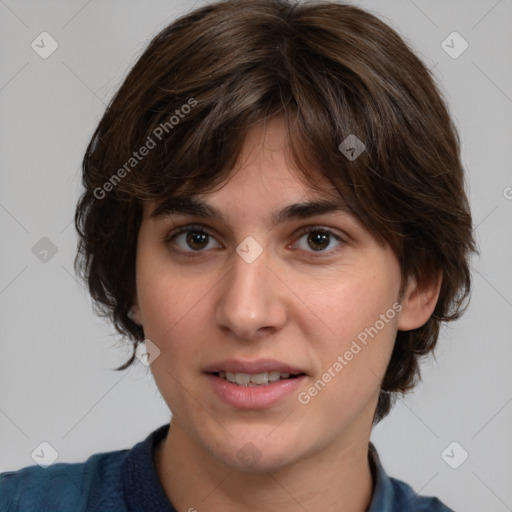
[
  {"xmin": 121, "ymin": 423, "xmax": 177, "ymax": 512},
  {"xmin": 367, "ymin": 441, "xmax": 396, "ymax": 511}
]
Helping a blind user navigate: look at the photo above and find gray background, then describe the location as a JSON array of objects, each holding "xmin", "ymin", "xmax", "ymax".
[{"xmin": 1, "ymin": 1, "xmax": 511, "ymax": 510}]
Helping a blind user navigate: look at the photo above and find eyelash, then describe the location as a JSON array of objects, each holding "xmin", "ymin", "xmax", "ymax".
[{"xmin": 163, "ymin": 223, "xmax": 346, "ymax": 259}]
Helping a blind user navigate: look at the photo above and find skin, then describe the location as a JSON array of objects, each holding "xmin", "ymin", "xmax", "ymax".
[{"xmin": 131, "ymin": 116, "xmax": 441, "ymax": 512}]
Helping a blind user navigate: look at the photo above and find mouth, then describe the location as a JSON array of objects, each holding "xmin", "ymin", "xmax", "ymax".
[
  {"xmin": 208, "ymin": 370, "xmax": 305, "ymax": 387},
  {"xmin": 203, "ymin": 358, "xmax": 308, "ymax": 408}
]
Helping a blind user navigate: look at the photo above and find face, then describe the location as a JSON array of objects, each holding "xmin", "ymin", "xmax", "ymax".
[{"xmin": 134, "ymin": 117, "xmax": 407, "ymax": 472}]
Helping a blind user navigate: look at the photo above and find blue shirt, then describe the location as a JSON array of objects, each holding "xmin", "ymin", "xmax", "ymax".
[{"xmin": 0, "ymin": 423, "xmax": 454, "ymax": 511}]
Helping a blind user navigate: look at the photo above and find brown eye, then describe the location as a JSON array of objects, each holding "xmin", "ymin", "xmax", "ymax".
[
  {"xmin": 293, "ymin": 227, "xmax": 344, "ymax": 255},
  {"xmin": 184, "ymin": 231, "xmax": 209, "ymax": 250},
  {"xmin": 306, "ymin": 231, "xmax": 331, "ymax": 251},
  {"xmin": 165, "ymin": 224, "xmax": 221, "ymax": 254}
]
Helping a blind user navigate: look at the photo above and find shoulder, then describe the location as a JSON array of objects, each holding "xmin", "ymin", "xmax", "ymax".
[
  {"xmin": 368, "ymin": 442, "xmax": 455, "ymax": 511},
  {"xmin": 389, "ymin": 476, "xmax": 455, "ymax": 511},
  {"xmin": 0, "ymin": 449, "xmax": 128, "ymax": 512}
]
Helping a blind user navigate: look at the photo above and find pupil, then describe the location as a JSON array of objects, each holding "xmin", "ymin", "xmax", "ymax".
[
  {"xmin": 187, "ymin": 232, "xmax": 208, "ymax": 250},
  {"xmin": 309, "ymin": 232, "xmax": 329, "ymax": 251}
]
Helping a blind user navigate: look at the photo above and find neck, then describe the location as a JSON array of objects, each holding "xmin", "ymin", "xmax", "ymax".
[{"xmin": 154, "ymin": 420, "xmax": 375, "ymax": 512}]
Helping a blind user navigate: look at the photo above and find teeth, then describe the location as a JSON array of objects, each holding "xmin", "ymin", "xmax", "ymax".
[
  {"xmin": 250, "ymin": 372, "xmax": 268, "ymax": 385},
  {"xmin": 217, "ymin": 371, "xmax": 295, "ymax": 386},
  {"xmin": 235, "ymin": 372, "xmax": 251, "ymax": 386},
  {"xmin": 268, "ymin": 371, "xmax": 281, "ymax": 382}
]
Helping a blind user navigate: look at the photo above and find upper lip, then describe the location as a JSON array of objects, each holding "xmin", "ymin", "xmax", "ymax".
[{"xmin": 203, "ymin": 358, "xmax": 307, "ymax": 375}]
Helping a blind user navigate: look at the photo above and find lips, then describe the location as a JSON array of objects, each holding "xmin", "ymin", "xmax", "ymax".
[
  {"xmin": 202, "ymin": 358, "xmax": 307, "ymax": 376},
  {"xmin": 205, "ymin": 372, "xmax": 307, "ymax": 408},
  {"xmin": 203, "ymin": 358, "xmax": 308, "ymax": 408}
]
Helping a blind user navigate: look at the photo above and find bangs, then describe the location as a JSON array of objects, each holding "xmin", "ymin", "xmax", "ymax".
[{"xmin": 105, "ymin": 54, "xmax": 395, "ymax": 249}]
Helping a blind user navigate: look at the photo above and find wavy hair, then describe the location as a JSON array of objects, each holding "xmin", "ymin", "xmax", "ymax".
[{"xmin": 74, "ymin": 0, "xmax": 476, "ymax": 424}]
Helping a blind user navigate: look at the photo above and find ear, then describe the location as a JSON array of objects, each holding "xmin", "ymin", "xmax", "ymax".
[{"xmin": 397, "ymin": 272, "xmax": 442, "ymax": 331}]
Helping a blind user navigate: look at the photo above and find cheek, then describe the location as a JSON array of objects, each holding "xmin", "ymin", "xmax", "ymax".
[
  {"xmin": 135, "ymin": 234, "xmax": 214, "ymax": 341},
  {"xmin": 308, "ymin": 263, "xmax": 400, "ymax": 345},
  {"xmin": 138, "ymin": 272, "xmax": 212, "ymax": 415},
  {"xmin": 304, "ymin": 266, "xmax": 400, "ymax": 399},
  {"xmin": 138, "ymin": 271, "xmax": 210, "ymax": 354},
  {"xmin": 135, "ymin": 245, "xmax": 210, "ymax": 380}
]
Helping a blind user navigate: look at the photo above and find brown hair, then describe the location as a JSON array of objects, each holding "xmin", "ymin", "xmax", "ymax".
[{"xmin": 74, "ymin": 0, "xmax": 476, "ymax": 424}]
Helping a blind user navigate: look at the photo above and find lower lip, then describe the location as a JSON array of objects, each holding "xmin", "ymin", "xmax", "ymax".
[{"xmin": 205, "ymin": 373, "xmax": 307, "ymax": 409}]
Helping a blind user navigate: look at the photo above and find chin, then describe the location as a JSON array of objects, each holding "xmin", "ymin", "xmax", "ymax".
[
  {"xmin": 221, "ymin": 447, "xmax": 298, "ymax": 473},
  {"xmin": 202, "ymin": 427, "xmax": 302, "ymax": 473}
]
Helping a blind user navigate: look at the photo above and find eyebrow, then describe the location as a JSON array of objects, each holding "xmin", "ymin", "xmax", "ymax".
[{"xmin": 149, "ymin": 196, "xmax": 351, "ymax": 226}]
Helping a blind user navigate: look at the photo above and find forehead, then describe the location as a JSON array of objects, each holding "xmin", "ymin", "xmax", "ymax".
[{"xmin": 145, "ymin": 117, "xmax": 345, "ymax": 221}]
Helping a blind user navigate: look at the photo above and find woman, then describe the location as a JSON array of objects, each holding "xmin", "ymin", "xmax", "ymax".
[{"xmin": 0, "ymin": 0, "xmax": 475, "ymax": 510}]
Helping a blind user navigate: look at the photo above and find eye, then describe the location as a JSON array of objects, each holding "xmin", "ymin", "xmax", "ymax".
[
  {"xmin": 164, "ymin": 224, "xmax": 222, "ymax": 255},
  {"xmin": 164, "ymin": 224, "xmax": 345, "ymax": 258},
  {"xmin": 292, "ymin": 226, "xmax": 344, "ymax": 255}
]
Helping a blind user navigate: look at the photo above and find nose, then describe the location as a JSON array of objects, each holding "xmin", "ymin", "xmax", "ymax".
[{"xmin": 214, "ymin": 243, "xmax": 288, "ymax": 340}]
